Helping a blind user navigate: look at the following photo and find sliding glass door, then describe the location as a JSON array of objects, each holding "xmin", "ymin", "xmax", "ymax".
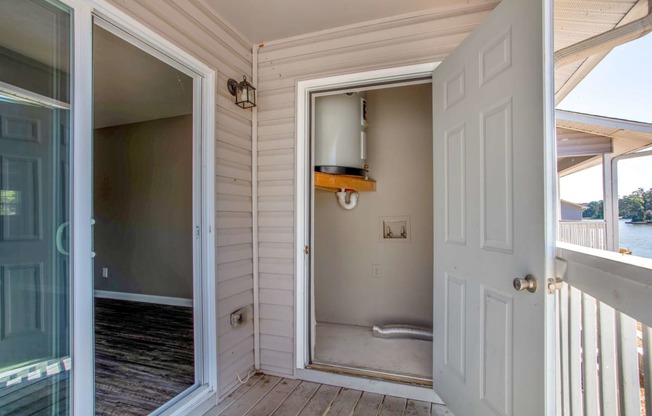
[
  {"xmin": 1, "ymin": 1, "xmax": 215, "ymax": 414},
  {"xmin": 0, "ymin": 0, "xmax": 74, "ymax": 413}
]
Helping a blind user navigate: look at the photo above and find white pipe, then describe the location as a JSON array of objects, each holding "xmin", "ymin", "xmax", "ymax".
[
  {"xmin": 252, "ymin": 43, "xmax": 261, "ymax": 371},
  {"xmin": 554, "ymin": 12, "xmax": 652, "ymax": 68},
  {"xmin": 336, "ymin": 188, "xmax": 359, "ymax": 210}
]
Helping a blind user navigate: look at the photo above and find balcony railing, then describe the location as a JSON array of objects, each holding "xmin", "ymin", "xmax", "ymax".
[
  {"xmin": 558, "ymin": 221, "xmax": 607, "ymax": 250},
  {"xmin": 556, "ymin": 243, "xmax": 652, "ymax": 415}
]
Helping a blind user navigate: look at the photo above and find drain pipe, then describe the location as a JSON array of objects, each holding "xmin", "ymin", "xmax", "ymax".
[
  {"xmin": 554, "ymin": 9, "xmax": 652, "ymax": 68},
  {"xmin": 336, "ymin": 188, "xmax": 359, "ymax": 210},
  {"xmin": 252, "ymin": 43, "xmax": 261, "ymax": 372}
]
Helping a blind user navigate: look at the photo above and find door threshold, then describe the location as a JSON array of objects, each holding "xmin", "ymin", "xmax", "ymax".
[
  {"xmin": 297, "ymin": 367, "xmax": 442, "ymax": 404},
  {"xmin": 307, "ymin": 362, "xmax": 432, "ymax": 387}
]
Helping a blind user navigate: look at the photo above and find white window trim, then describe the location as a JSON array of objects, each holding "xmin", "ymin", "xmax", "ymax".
[{"xmin": 60, "ymin": 0, "xmax": 218, "ymax": 414}]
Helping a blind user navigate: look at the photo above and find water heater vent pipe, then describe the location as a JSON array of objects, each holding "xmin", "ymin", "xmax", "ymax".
[{"xmin": 336, "ymin": 188, "xmax": 359, "ymax": 210}]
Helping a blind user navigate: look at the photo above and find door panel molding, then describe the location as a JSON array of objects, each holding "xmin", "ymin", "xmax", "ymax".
[
  {"xmin": 480, "ymin": 97, "xmax": 513, "ymax": 253},
  {"xmin": 1, "ymin": 155, "xmax": 42, "ymax": 241},
  {"xmin": 479, "ymin": 286, "xmax": 513, "ymax": 416},
  {"xmin": 0, "ymin": 115, "xmax": 42, "ymax": 142},
  {"xmin": 0, "ymin": 263, "xmax": 45, "ymax": 340}
]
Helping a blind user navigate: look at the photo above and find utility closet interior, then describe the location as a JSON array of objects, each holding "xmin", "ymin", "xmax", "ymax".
[{"xmin": 311, "ymin": 82, "xmax": 434, "ymax": 383}]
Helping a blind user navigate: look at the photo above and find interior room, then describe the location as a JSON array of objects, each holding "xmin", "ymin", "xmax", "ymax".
[
  {"xmin": 311, "ymin": 82, "xmax": 434, "ymax": 383},
  {"xmin": 92, "ymin": 23, "xmax": 195, "ymax": 415}
]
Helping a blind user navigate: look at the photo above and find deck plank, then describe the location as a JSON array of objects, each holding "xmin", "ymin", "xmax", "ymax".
[
  {"xmin": 246, "ymin": 378, "xmax": 301, "ymax": 415},
  {"xmin": 208, "ymin": 377, "xmax": 453, "ymax": 416},
  {"xmin": 220, "ymin": 375, "xmax": 282, "ymax": 416},
  {"xmin": 298, "ymin": 384, "xmax": 341, "ymax": 415},
  {"xmin": 404, "ymin": 400, "xmax": 430, "ymax": 416},
  {"xmin": 379, "ymin": 396, "xmax": 407, "ymax": 416},
  {"xmin": 327, "ymin": 388, "xmax": 363, "ymax": 416},
  {"xmin": 205, "ymin": 374, "xmax": 264, "ymax": 415},
  {"xmin": 272, "ymin": 381, "xmax": 321, "ymax": 416},
  {"xmin": 352, "ymin": 392, "xmax": 384, "ymax": 416}
]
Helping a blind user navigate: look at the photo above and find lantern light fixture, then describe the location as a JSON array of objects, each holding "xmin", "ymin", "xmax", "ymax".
[{"xmin": 227, "ymin": 75, "xmax": 256, "ymax": 109}]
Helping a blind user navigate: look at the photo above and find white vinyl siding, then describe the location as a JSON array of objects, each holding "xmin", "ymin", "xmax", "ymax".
[
  {"xmin": 105, "ymin": 0, "xmax": 255, "ymax": 397},
  {"xmin": 255, "ymin": 0, "xmax": 499, "ymax": 377}
]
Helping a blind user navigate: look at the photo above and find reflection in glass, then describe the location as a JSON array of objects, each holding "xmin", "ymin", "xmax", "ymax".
[{"xmin": 0, "ymin": 0, "xmax": 72, "ymax": 414}]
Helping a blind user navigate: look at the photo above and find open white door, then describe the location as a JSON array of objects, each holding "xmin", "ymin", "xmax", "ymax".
[{"xmin": 433, "ymin": 0, "xmax": 555, "ymax": 415}]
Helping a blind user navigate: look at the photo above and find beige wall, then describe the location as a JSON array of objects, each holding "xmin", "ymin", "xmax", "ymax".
[
  {"xmin": 256, "ymin": 0, "xmax": 498, "ymax": 377},
  {"xmin": 314, "ymin": 84, "xmax": 433, "ymax": 328},
  {"xmin": 94, "ymin": 115, "xmax": 193, "ymax": 299},
  {"xmin": 102, "ymin": 0, "xmax": 255, "ymax": 396}
]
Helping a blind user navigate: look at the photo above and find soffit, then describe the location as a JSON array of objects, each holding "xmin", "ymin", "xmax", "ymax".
[
  {"xmin": 202, "ymin": 0, "xmax": 643, "ymax": 102},
  {"xmin": 554, "ymin": 0, "xmax": 647, "ymax": 102},
  {"xmin": 202, "ymin": 0, "xmax": 499, "ymax": 44},
  {"xmin": 557, "ymin": 110, "xmax": 652, "ymax": 175}
]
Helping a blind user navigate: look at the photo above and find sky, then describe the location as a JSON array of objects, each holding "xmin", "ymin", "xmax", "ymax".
[{"xmin": 557, "ymin": 33, "xmax": 652, "ymax": 204}]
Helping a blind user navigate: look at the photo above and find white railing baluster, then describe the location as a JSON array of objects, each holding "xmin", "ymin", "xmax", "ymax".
[
  {"xmin": 582, "ymin": 293, "xmax": 600, "ymax": 415},
  {"xmin": 556, "ymin": 244, "xmax": 652, "ymax": 416},
  {"xmin": 570, "ymin": 286, "xmax": 584, "ymax": 415},
  {"xmin": 643, "ymin": 325, "xmax": 652, "ymax": 416},
  {"xmin": 598, "ymin": 302, "xmax": 618, "ymax": 416},
  {"xmin": 560, "ymin": 284, "xmax": 571, "ymax": 415},
  {"xmin": 617, "ymin": 312, "xmax": 642, "ymax": 415},
  {"xmin": 557, "ymin": 221, "xmax": 607, "ymax": 250}
]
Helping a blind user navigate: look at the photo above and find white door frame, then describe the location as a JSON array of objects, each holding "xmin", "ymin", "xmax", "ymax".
[
  {"xmin": 62, "ymin": 0, "xmax": 217, "ymax": 414},
  {"xmin": 294, "ymin": 63, "xmax": 438, "ymax": 400}
]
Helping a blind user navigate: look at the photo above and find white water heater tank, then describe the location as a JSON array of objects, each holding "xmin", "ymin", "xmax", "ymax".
[{"xmin": 314, "ymin": 92, "xmax": 367, "ymax": 177}]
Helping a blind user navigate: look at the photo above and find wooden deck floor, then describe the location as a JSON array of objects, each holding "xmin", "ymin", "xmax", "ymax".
[{"xmin": 206, "ymin": 374, "xmax": 453, "ymax": 416}]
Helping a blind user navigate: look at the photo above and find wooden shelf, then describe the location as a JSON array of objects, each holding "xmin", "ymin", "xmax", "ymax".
[{"xmin": 314, "ymin": 171, "xmax": 376, "ymax": 192}]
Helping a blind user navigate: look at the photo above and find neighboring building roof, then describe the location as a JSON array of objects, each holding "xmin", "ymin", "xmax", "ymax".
[
  {"xmin": 557, "ymin": 110, "xmax": 652, "ymax": 176},
  {"xmin": 560, "ymin": 199, "xmax": 588, "ymax": 210}
]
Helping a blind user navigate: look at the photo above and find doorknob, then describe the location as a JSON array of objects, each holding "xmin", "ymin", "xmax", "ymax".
[{"xmin": 513, "ymin": 274, "xmax": 538, "ymax": 293}]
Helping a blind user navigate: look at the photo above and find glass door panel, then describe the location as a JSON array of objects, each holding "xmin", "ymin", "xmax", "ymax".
[
  {"xmin": 92, "ymin": 21, "xmax": 197, "ymax": 415},
  {"xmin": 0, "ymin": 0, "xmax": 73, "ymax": 414}
]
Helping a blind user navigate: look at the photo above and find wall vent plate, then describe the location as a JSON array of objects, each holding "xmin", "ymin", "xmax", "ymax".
[
  {"xmin": 230, "ymin": 306, "xmax": 251, "ymax": 328},
  {"xmin": 379, "ymin": 216, "xmax": 411, "ymax": 243}
]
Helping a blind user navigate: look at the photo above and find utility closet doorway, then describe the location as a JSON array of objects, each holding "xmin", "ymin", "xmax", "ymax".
[
  {"xmin": 92, "ymin": 19, "xmax": 203, "ymax": 415},
  {"xmin": 309, "ymin": 80, "xmax": 434, "ymax": 385}
]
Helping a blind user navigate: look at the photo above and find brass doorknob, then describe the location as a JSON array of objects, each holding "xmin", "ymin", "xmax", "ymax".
[{"xmin": 513, "ymin": 274, "xmax": 538, "ymax": 293}]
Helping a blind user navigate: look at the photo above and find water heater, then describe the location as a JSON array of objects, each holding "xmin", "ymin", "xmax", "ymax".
[{"xmin": 314, "ymin": 92, "xmax": 367, "ymax": 177}]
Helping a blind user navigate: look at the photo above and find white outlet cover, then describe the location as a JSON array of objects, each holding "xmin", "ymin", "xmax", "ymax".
[{"xmin": 372, "ymin": 264, "xmax": 382, "ymax": 278}]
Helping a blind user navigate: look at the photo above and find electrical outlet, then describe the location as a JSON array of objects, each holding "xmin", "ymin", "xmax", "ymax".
[
  {"xmin": 372, "ymin": 264, "xmax": 382, "ymax": 278},
  {"xmin": 102, "ymin": 267, "xmax": 109, "ymax": 278}
]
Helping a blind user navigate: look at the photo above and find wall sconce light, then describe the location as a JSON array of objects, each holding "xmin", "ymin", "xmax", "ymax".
[{"xmin": 227, "ymin": 75, "xmax": 256, "ymax": 109}]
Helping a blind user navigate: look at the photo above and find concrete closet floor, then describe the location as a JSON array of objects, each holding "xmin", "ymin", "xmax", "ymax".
[{"xmin": 313, "ymin": 322, "xmax": 432, "ymax": 381}]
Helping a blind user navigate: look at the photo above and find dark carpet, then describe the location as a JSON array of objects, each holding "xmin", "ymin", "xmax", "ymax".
[{"xmin": 94, "ymin": 298, "xmax": 195, "ymax": 416}]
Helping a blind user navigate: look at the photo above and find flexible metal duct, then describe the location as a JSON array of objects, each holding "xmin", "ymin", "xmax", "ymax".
[{"xmin": 372, "ymin": 325, "xmax": 433, "ymax": 341}]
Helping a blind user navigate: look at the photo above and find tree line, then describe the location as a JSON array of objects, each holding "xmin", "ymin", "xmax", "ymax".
[{"xmin": 582, "ymin": 188, "xmax": 652, "ymax": 222}]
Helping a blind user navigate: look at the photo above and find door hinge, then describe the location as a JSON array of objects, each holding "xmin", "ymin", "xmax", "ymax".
[
  {"xmin": 304, "ymin": 245, "xmax": 310, "ymax": 255},
  {"xmin": 547, "ymin": 257, "xmax": 567, "ymax": 294},
  {"xmin": 195, "ymin": 226, "xmax": 200, "ymax": 239}
]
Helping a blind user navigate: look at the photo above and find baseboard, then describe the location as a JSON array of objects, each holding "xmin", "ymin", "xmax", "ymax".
[{"xmin": 94, "ymin": 290, "xmax": 193, "ymax": 307}]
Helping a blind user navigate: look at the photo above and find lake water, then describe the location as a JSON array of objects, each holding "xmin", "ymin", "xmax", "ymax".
[{"xmin": 619, "ymin": 219, "xmax": 652, "ymax": 259}]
